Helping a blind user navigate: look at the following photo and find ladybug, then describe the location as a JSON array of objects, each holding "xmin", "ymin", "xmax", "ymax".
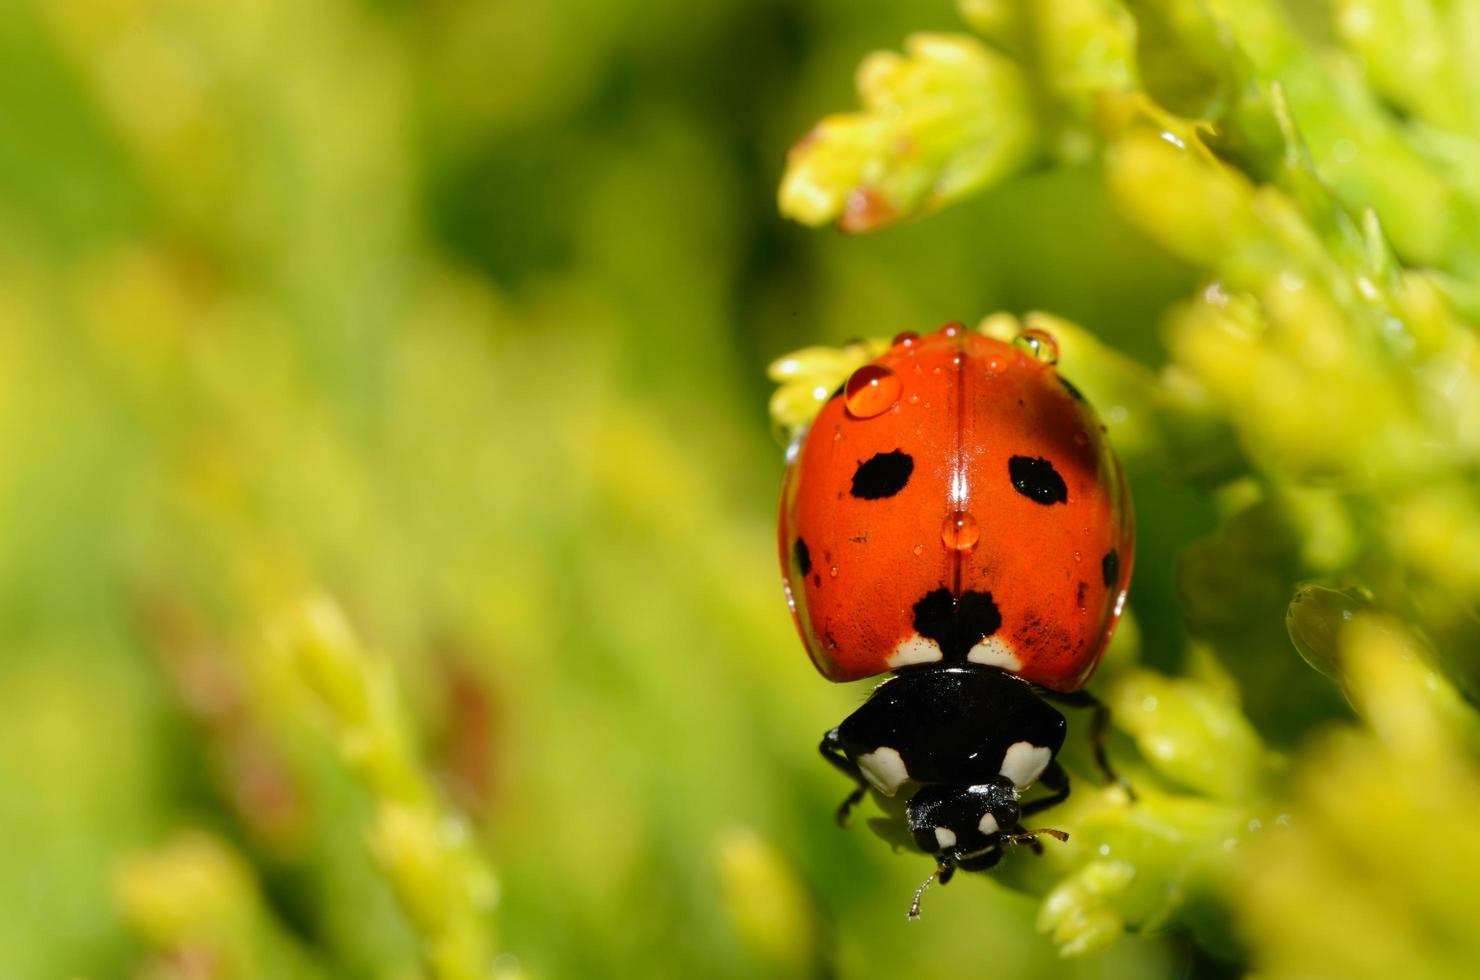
[{"xmin": 777, "ymin": 322, "xmax": 1134, "ymax": 914}]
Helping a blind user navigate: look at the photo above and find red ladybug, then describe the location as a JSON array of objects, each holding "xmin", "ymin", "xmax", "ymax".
[{"xmin": 777, "ymin": 323, "xmax": 1134, "ymax": 913}]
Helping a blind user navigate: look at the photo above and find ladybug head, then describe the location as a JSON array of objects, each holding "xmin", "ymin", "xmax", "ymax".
[
  {"xmin": 905, "ymin": 779, "xmax": 1021, "ymax": 870},
  {"xmin": 903, "ymin": 777, "xmax": 1070, "ymax": 918}
]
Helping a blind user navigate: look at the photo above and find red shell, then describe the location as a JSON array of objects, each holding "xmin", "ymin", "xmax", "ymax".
[{"xmin": 778, "ymin": 327, "xmax": 1133, "ymax": 691}]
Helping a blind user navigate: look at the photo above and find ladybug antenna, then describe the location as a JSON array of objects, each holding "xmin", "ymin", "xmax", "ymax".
[
  {"xmin": 907, "ymin": 864, "xmax": 949, "ymax": 921},
  {"xmin": 1002, "ymin": 827, "xmax": 1069, "ymax": 846}
]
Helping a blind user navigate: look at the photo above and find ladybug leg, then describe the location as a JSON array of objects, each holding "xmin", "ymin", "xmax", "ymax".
[
  {"xmin": 1035, "ymin": 688, "xmax": 1137, "ymax": 801},
  {"xmin": 834, "ymin": 786, "xmax": 868, "ymax": 825},
  {"xmin": 819, "ymin": 728, "xmax": 869, "ymax": 825},
  {"xmin": 1020, "ymin": 759, "xmax": 1070, "ymax": 818}
]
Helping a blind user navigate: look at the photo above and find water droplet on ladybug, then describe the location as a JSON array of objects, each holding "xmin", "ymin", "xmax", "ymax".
[
  {"xmin": 1012, "ymin": 327, "xmax": 1059, "ymax": 365},
  {"xmin": 844, "ymin": 364, "xmax": 902, "ymax": 418},
  {"xmin": 940, "ymin": 321, "xmax": 963, "ymax": 338},
  {"xmin": 1074, "ymin": 431, "xmax": 1089, "ymax": 446},
  {"xmin": 912, "ymin": 544, "xmax": 924, "ymax": 556},
  {"xmin": 984, "ymin": 354, "xmax": 1007, "ymax": 375},
  {"xmin": 829, "ymin": 565, "xmax": 839, "ymax": 578},
  {"xmin": 1073, "ymin": 550, "xmax": 1083, "ymax": 562},
  {"xmin": 892, "ymin": 330, "xmax": 920, "ymax": 348},
  {"xmin": 941, "ymin": 511, "xmax": 980, "ymax": 552}
]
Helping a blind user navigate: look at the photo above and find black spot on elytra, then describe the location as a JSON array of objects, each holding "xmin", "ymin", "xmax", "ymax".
[
  {"xmin": 1076, "ymin": 581, "xmax": 1088, "ymax": 608},
  {"xmin": 793, "ymin": 538, "xmax": 812, "ymax": 576},
  {"xmin": 811, "ymin": 572, "xmax": 822, "ymax": 587},
  {"xmin": 912, "ymin": 588, "xmax": 1002, "ymax": 661},
  {"xmin": 1102, "ymin": 549, "xmax": 1119, "ymax": 587},
  {"xmin": 851, "ymin": 450, "xmax": 914, "ymax": 500},
  {"xmin": 1008, "ymin": 455, "xmax": 1068, "ymax": 505},
  {"xmin": 1058, "ymin": 376, "xmax": 1086, "ymax": 402}
]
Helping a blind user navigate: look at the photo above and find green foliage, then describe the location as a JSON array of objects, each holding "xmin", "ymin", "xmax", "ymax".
[
  {"xmin": 774, "ymin": 0, "xmax": 1480, "ymax": 972},
  {"xmin": 4, "ymin": 0, "xmax": 1480, "ymax": 977}
]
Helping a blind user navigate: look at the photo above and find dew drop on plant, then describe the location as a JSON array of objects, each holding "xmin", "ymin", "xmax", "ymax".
[
  {"xmin": 940, "ymin": 511, "xmax": 979, "ymax": 552},
  {"xmin": 844, "ymin": 364, "xmax": 901, "ymax": 418},
  {"xmin": 1012, "ymin": 328, "xmax": 1059, "ymax": 365},
  {"xmin": 940, "ymin": 321, "xmax": 963, "ymax": 338}
]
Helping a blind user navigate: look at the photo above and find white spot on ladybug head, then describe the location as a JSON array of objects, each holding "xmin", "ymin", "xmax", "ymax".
[
  {"xmin": 887, "ymin": 634, "xmax": 943, "ymax": 669},
  {"xmin": 978, "ymin": 812, "xmax": 1000, "ymax": 836},
  {"xmin": 856, "ymin": 747, "xmax": 910, "ymax": 796},
  {"xmin": 999, "ymin": 742, "xmax": 1052, "ymax": 789},
  {"xmin": 933, "ymin": 827, "xmax": 957, "ymax": 850},
  {"xmin": 967, "ymin": 636, "xmax": 1021, "ymax": 671}
]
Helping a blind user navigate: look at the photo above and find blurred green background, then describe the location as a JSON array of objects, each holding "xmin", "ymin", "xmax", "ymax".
[{"xmin": 5, "ymin": 0, "xmax": 1480, "ymax": 978}]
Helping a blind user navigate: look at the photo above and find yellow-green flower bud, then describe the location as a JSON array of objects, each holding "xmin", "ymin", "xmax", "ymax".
[{"xmin": 779, "ymin": 34, "xmax": 1036, "ymax": 232}]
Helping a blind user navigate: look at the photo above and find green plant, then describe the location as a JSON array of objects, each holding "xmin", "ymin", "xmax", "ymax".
[{"xmin": 776, "ymin": 0, "xmax": 1480, "ymax": 969}]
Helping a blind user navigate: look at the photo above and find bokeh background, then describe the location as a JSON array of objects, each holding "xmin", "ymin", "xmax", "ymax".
[{"xmin": 5, "ymin": 0, "xmax": 1480, "ymax": 978}]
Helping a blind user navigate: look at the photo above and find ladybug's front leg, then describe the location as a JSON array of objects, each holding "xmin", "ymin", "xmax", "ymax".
[
  {"xmin": 1019, "ymin": 759, "xmax": 1070, "ymax": 818},
  {"xmin": 819, "ymin": 727, "xmax": 868, "ymax": 825},
  {"xmin": 1035, "ymin": 688, "xmax": 1136, "ymax": 800}
]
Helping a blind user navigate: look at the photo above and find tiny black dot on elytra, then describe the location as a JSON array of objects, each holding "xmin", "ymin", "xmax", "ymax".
[
  {"xmin": 1008, "ymin": 455, "xmax": 1068, "ymax": 505},
  {"xmin": 851, "ymin": 450, "xmax": 914, "ymax": 500},
  {"xmin": 794, "ymin": 538, "xmax": 812, "ymax": 576},
  {"xmin": 1102, "ymin": 549, "xmax": 1119, "ymax": 587},
  {"xmin": 812, "ymin": 572, "xmax": 822, "ymax": 588}
]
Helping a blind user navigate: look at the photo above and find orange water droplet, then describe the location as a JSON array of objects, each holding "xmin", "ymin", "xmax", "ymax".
[
  {"xmin": 984, "ymin": 354, "xmax": 1008, "ymax": 376},
  {"xmin": 844, "ymin": 364, "xmax": 902, "ymax": 419},
  {"xmin": 1013, "ymin": 327, "xmax": 1060, "ymax": 365},
  {"xmin": 829, "ymin": 565, "xmax": 839, "ymax": 578},
  {"xmin": 941, "ymin": 511, "xmax": 980, "ymax": 552},
  {"xmin": 912, "ymin": 544, "xmax": 924, "ymax": 556},
  {"xmin": 941, "ymin": 322, "xmax": 963, "ymax": 338},
  {"xmin": 893, "ymin": 330, "xmax": 920, "ymax": 348}
]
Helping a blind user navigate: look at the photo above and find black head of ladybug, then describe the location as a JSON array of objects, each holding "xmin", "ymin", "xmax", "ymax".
[{"xmin": 906, "ymin": 778, "xmax": 1021, "ymax": 869}]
